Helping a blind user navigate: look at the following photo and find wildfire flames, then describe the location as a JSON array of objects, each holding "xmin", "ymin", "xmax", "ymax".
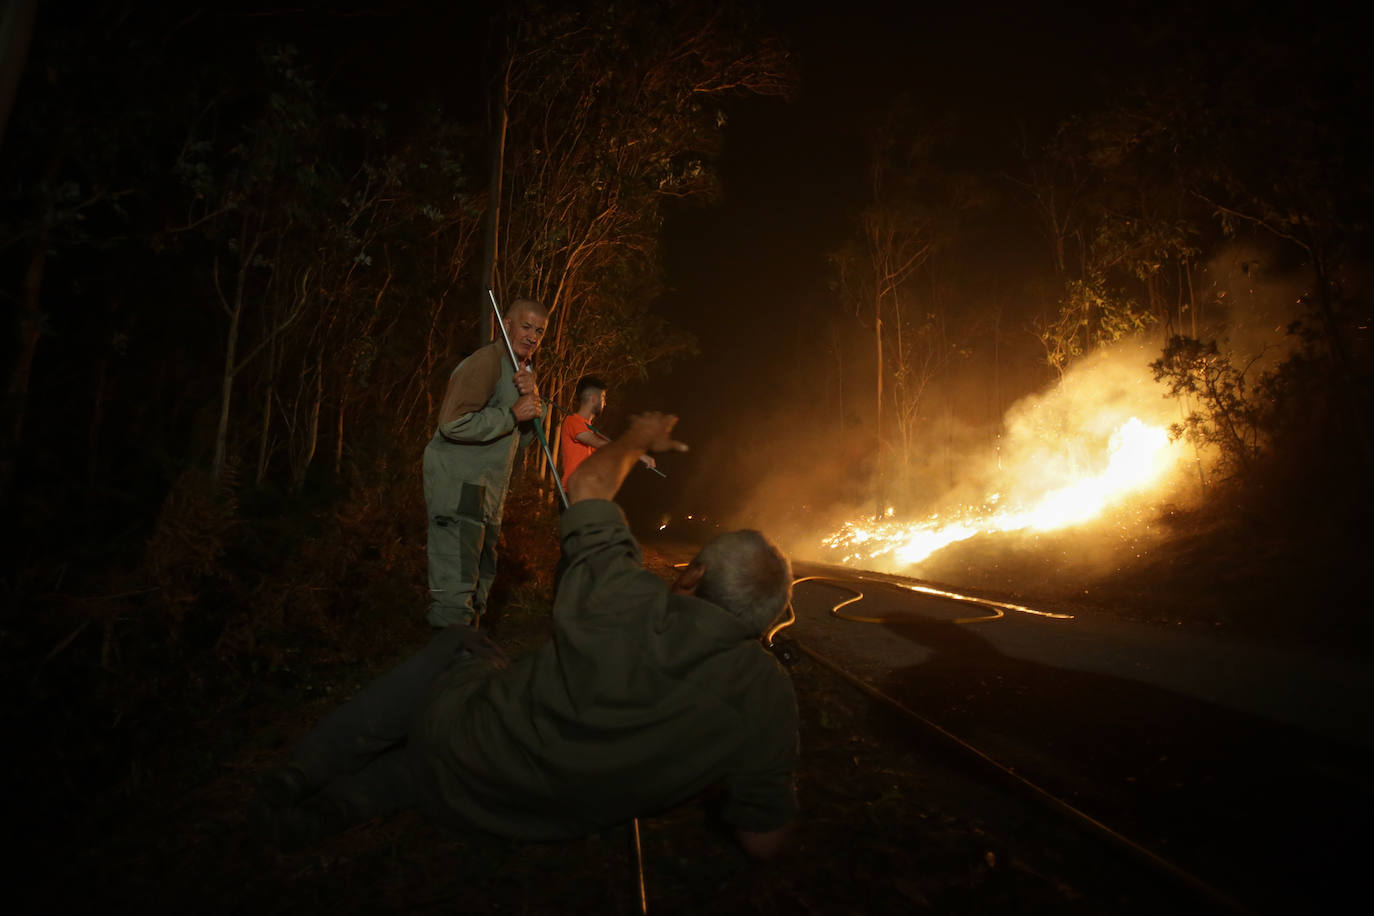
[{"xmin": 822, "ymin": 417, "xmax": 1182, "ymax": 567}]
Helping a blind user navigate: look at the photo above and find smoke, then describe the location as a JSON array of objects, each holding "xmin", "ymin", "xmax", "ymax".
[
  {"xmin": 707, "ymin": 408, "xmax": 878, "ymax": 547},
  {"xmin": 1196, "ymin": 241, "xmax": 1310, "ymax": 373},
  {"xmin": 721, "ymin": 333, "xmax": 1194, "ymax": 563},
  {"xmin": 992, "ymin": 339, "xmax": 1190, "ymax": 500},
  {"xmin": 717, "ymin": 240, "xmax": 1315, "ymax": 593},
  {"xmin": 909, "ymin": 337, "xmax": 1201, "ymax": 588}
]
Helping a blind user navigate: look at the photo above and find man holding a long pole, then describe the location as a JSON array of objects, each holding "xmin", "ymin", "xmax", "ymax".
[{"xmin": 423, "ymin": 298, "xmax": 547, "ymax": 629}]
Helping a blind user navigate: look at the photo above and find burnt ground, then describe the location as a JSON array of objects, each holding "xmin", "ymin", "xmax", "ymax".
[{"xmin": 8, "ymin": 486, "xmax": 1369, "ymax": 915}]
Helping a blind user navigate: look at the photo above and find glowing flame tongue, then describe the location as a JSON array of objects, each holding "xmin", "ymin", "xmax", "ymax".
[
  {"xmin": 1005, "ymin": 418, "xmax": 1171, "ymax": 531},
  {"xmin": 824, "ymin": 418, "xmax": 1176, "ymax": 566}
]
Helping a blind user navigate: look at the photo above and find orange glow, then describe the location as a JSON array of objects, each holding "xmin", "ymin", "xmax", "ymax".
[{"xmin": 823, "ymin": 417, "xmax": 1180, "ymax": 566}]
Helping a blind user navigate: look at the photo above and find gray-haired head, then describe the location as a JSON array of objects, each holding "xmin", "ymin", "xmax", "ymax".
[{"xmin": 692, "ymin": 530, "xmax": 792, "ymax": 634}]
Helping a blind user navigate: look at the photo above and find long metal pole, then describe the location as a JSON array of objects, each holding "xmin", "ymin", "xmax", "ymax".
[
  {"xmin": 632, "ymin": 818, "xmax": 647, "ymax": 913},
  {"xmin": 478, "ymin": 54, "xmax": 509, "ymax": 346},
  {"xmin": 487, "ymin": 290, "xmax": 569, "ymax": 508},
  {"xmin": 491, "ymin": 290, "xmax": 649, "ymax": 912}
]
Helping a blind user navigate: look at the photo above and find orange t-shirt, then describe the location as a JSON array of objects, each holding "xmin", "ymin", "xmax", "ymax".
[{"xmin": 560, "ymin": 413, "xmax": 596, "ymax": 487}]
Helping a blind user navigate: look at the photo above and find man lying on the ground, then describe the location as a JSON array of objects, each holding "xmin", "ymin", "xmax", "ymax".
[{"xmin": 259, "ymin": 412, "xmax": 799, "ymax": 861}]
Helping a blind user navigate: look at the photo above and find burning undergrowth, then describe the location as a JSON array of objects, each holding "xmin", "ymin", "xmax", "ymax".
[
  {"xmin": 816, "ymin": 339, "xmax": 1199, "ymax": 575},
  {"xmin": 708, "ymin": 240, "xmax": 1368, "ymax": 644},
  {"xmin": 693, "ymin": 335, "xmax": 1193, "ymax": 590}
]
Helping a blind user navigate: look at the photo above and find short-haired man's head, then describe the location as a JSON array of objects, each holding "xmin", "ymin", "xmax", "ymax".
[
  {"xmin": 575, "ymin": 375, "xmax": 607, "ymax": 407},
  {"xmin": 693, "ymin": 530, "xmax": 792, "ymax": 634},
  {"xmin": 504, "ymin": 298, "xmax": 546, "ymax": 320},
  {"xmin": 503, "ymin": 299, "xmax": 547, "ymax": 361}
]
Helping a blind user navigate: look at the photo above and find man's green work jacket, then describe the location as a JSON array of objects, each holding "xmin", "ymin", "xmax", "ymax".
[
  {"xmin": 411, "ymin": 499, "xmax": 799, "ymax": 840},
  {"xmin": 423, "ymin": 341, "xmax": 531, "ymax": 528}
]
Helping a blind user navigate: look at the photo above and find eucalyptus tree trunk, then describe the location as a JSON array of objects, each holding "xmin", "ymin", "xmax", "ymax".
[
  {"xmin": 291, "ymin": 352, "xmax": 323, "ymax": 493},
  {"xmin": 255, "ymin": 339, "xmax": 275, "ymax": 487},
  {"xmin": 211, "ymin": 257, "xmax": 247, "ymax": 482},
  {"xmin": 873, "ymin": 292, "xmax": 884, "ymax": 521}
]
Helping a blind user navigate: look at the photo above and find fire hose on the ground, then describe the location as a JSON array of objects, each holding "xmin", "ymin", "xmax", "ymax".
[{"xmin": 762, "ymin": 572, "xmax": 1250, "ymax": 914}]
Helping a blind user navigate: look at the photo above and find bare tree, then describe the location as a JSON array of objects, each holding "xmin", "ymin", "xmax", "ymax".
[
  {"xmin": 833, "ymin": 120, "xmax": 941, "ymax": 516},
  {"xmin": 493, "ymin": 1, "xmax": 789, "ymax": 439}
]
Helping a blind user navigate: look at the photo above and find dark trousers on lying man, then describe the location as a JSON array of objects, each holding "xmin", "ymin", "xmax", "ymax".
[{"xmin": 262, "ymin": 626, "xmax": 478, "ymax": 841}]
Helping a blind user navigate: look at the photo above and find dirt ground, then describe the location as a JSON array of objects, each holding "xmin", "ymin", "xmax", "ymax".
[
  {"xmin": 17, "ymin": 475, "xmax": 1364, "ymax": 914},
  {"xmin": 13, "ymin": 528, "xmax": 1207, "ymax": 915}
]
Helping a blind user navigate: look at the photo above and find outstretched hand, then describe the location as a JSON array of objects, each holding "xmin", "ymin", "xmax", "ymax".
[
  {"xmin": 566, "ymin": 411, "xmax": 686, "ymax": 504},
  {"xmin": 626, "ymin": 412, "xmax": 689, "ymax": 455}
]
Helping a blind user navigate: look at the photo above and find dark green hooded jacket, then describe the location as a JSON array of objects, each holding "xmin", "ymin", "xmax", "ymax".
[{"xmin": 412, "ymin": 499, "xmax": 799, "ymax": 840}]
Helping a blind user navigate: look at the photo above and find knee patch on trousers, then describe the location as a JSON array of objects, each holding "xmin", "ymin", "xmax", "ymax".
[{"xmin": 433, "ymin": 482, "xmax": 486, "ymax": 529}]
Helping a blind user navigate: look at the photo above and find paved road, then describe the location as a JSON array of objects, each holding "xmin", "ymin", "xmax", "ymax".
[
  {"xmin": 782, "ymin": 561, "xmax": 1374, "ymax": 915},
  {"xmin": 789, "ymin": 562, "xmax": 1374, "ymax": 750}
]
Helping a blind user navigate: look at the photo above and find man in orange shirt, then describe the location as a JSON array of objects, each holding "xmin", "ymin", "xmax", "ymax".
[
  {"xmin": 559, "ymin": 376, "xmax": 609, "ymax": 489},
  {"xmin": 559, "ymin": 376, "xmax": 654, "ymax": 488}
]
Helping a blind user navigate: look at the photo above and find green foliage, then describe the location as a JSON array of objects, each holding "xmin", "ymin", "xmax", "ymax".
[
  {"xmin": 1037, "ymin": 272, "xmax": 1155, "ymax": 376},
  {"xmin": 497, "ymin": 0, "xmax": 790, "ymax": 406},
  {"xmin": 1016, "ymin": 110, "xmax": 1196, "ymax": 377},
  {"xmin": 1009, "ymin": 27, "xmax": 1374, "ymax": 611},
  {"xmin": 1150, "ymin": 335, "xmax": 1270, "ymax": 478},
  {"xmin": 1092, "ymin": 213, "xmax": 1198, "ymax": 283}
]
